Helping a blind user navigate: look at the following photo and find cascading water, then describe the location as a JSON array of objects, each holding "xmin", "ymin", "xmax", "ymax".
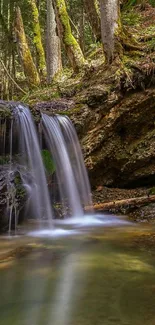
[
  {"xmin": 0, "ymin": 102, "xmax": 95, "ymax": 233},
  {"xmin": 57, "ymin": 115, "xmax": 93, "ymax": 211},
  {"xmin": 42, "ymin": 113, "xmax": 84, "ymax": 218},
  {"xmin": 14, "ymin": 104, "xmax": 53, "ymax": 226}
]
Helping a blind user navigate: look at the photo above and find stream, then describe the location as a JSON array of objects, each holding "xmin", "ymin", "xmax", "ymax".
[{"xmin": 0, "ymin": 215, "xmax": 155, "ymax": 325}]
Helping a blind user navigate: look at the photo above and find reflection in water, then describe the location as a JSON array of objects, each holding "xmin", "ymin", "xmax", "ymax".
[
  {"xmin": 49, "ymin": 254, "xmax": 85, "ymax": 325},
  {"xmin": 1, "ymin": 222, "xmax": 155, "ymax": 325}
]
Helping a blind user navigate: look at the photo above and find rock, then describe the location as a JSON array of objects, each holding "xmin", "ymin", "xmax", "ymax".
[
  {"xmin": 0, "ymin": 165, "xmax": 26, "ymax": 233},
  {"xmin": 71, "ymin": 88, "xmax": 155, "ymax": 188},
  {"xmin": 0, "ymin": 102, "xmax": 12, "ymax": 119},
  {"xmin": 86, "ymin": 85, "xmax": 109, "ymax": 108},
  {"xmin": 128, "ymin": 203, "xmax": 155, "ymax": 223},
  {"xmin": 33, "ymin": 99, "xmax": 75, "ymax": 114}
]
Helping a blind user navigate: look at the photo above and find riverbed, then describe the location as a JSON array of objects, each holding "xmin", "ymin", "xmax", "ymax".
[{"xmin": 0, "ymin": 214, "xmax": 155, "ymax": 325}]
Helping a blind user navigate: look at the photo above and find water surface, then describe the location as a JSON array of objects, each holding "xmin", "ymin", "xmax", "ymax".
[{"xmin": 0, "ymin": 216, "xmax": 155, "ymax": 325}]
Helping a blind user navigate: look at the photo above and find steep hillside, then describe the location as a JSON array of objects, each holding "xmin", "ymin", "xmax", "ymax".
[{"xmin": 30, "ymin": 4, "xmax": 155, "ymax": 190}]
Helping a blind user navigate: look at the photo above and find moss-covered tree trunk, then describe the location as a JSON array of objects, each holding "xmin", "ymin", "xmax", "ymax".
[
  {"xmin": 14, "ymin": 6, "xmax": 40, "ymax": 86},
  {"xmin": 46, "ymin": 0, "xmax": 62, "ymax": 83},
  {"xmin": 54, "ymin": 0, "xmax": 85, "ymax": 71},
  {"xmin": 99, "ymin": 0, "xmax": 142, "ymax": 63},
  {"xmin": 28, "ymin": 0, "xmax": 46, "ymax": 75},
  {"xmin": 99, "ymin": 0, "xmax": 122, "ymax": 63},
  {"xmin": 83, "ymin": 0, "xmax": 101, "ymax": 41}
]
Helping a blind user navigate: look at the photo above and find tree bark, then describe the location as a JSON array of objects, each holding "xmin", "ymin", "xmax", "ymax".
[
  {"xmin": 83, "ymin": 0, "xmax": 101, "ymax": 41},
  {"xmin": 90, "ymin": 195, "xmax": 155, "ymax": 211},
  {"xmin": 99, "ymin": 0, "xmax": 121, "ymax": 63},
  {"xmin": 14, "ymin": 6, "xmax": 40, "ymax": 86},
  {"xmin": 28, "ymin": 0, "xmax": 46, "ymax": 75},
  {"xmin": 54, "ymin": 0, "xmax": 85, "ymax": 71},
  {"xmin": 46, "ymin": 0, "xmax": 62, "ymax": 83}
]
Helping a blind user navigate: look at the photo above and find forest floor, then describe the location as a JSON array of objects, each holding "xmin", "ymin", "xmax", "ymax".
[{"xmin": 18, "ymin": 3, "xmax": 155, "ymax": 106}]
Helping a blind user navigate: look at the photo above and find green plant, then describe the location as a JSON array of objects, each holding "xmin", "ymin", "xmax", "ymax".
[
  {"xmin": 149, "ymin": 0, "xmax": 155, "ymax": 7},
  {"xmin": 122, "ymin": 10, "xmax": 141, "ymax": 27},
  {"xmin": 0, "ymin": 156, "xmax": 10, "ymax": 165},
  {"xmin": 41, "ymin": 150, "xmax": 56, "ymax": 175}
]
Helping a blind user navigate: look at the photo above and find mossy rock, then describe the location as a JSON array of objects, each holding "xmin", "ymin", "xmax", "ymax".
[
  {"xmin": 86, "ymin": 86, "xmax": 109, "ymax": 108},
  {"xmin": 0, "ymin": 103, "xmax": 12, "ymax": 119},
  {"xmin": 149, "ymin": 187, "xmax": 155, "ymax": 195},
  {"xmin": 41, "ymin": 150, "xmax": 56, "ymax": 175}
]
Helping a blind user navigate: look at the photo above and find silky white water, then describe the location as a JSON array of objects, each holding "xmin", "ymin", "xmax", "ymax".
[
  {"xmin": 42, "ymin": 113, "xmax": 83, "ymax": 218},
  {"xmin": 57, "ymin": 115, "xmax": 93, "ymax": 211},
  {"xmin": 14, "ymin": 104, "xmax": 53, "ymax": 224}
]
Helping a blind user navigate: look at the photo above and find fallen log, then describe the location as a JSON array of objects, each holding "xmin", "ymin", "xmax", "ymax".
[{"xmin": 90, "ymin": 195, "xmax": 155, "ymax": 212}]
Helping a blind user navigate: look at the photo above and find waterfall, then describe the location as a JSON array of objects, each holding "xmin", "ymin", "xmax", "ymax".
[
  {"xmin": 42, "ymin": 114, "xmax": 83, "ymax": 218},
  {"xmin": 1, "ymin": 102, "xmax": 94, "ymax": 233},
  {"xmin": 57, "ymin": 115, "xmax": 93, "ymax": 212},
  {"xmin": 14, "ymin": 104, "xmax": 53, "ymax": 225}
]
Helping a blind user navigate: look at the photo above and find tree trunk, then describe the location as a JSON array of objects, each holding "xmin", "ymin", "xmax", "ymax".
[
  {"xmin": 14, "ymin": 6, "xmax": 40, "ymax": 86},
  {"xmin": 0, "ymin": 0, "xmax": 16, "ymax": 99},
  {"xmin": 99, "ymin": 0, "xmax": 122, "ymax": 63},
  {"xmin": 46, "ymin": 0, "xmax": 62, "ymax": 83},
  {"xmin": 78, "ymin": 2, "xmax": 85, "ymax": 53},
  {"xmin": 54, "ymin": 0, "xmax": 85, "ymax": 71},
  {"xmin": 90, "ymin": 195, "xmax": 155, "ymax": 212},
  {"xmin": 83, "ymin": 0, "xmax": 101, "ymax": 41},
  {"xmin": 28, "ymin": 0, "xmax": 46, "ymax": 75}
]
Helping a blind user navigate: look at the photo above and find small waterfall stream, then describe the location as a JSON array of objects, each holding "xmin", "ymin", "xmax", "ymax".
[
  {"xmin": 0, "ymin": 103, "xmax": 93, "ymax": 233},
  {"xmin": 14, "ymin": 104, "xmax": 53, "ymax": 225},
  {"xmin": 42, "ymin": 113, "xmax": 84, "ymax": 218},
  {"xmin": 57, "ymin": 115, "xmax": 93, "ymax": 211}
]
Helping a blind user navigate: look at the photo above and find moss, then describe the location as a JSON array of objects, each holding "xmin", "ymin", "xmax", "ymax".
[
  {"xmin": 56, "ymin": 0, "xmax": 85, "ymax": 70},
  {"xmin": 0, "ymin": 156, "xmax": 10, "ymax": 165},
  {"xmin": 23, "ymin": 51, "xmax": 40, "ymax": 86},
  {"xmin": 0, "ymin": 106, "xmax": 11, "ymax": 118},
  {"xmin": 94, "ymin": 0, "xmax": 100, "ymax": 16},
  {"xmin": 14, "ymin": 7, "xmax": 40, "ymax": 87},
  {"xmin": 14, "ymin": 174, "xmax": 26, "ymax": 199},
  {"xmin": 41, "ymin": 150, "xmax": 56, "ymax": 175},
  {"xmin": 22, "ymin": 87, "xmax": 60, "ymax": 105},
  {"xmin": 28, "ymin": 0, "xmax": 46, "ymax": 75},
  {"xmin": 49, "ymin": 104, "xmax": 83, "ymax": 117},
  {"xmin": 122, "ymin": 10, "xmax": 142, "ymax": 27},
  {"xmin": 149, "ymin": 187, "xmax": 155, "ymax": 195},
  {"xmin": 63, "ymin": 104, "xmax": 84, "ymax": 116}
]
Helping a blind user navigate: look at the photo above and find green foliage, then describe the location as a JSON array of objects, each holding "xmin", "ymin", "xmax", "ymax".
[
  {"xmin": 123, "ymin": 0, "xmax": 137, "ymax": 8},
  {"xmin": 122, "ymin": 10, "xmax": 141, "ymax": 26},
  {"xmin": 147, "ymin": 38, "xmax": 155, "ymax": 52},
  {"xmin": 0, "ymin": 156, "xmax": 10, "ymax": 165},
  {"xmin": 41, "ymin": 150, "xmax": 56, "ymax": 175},
  {"xmin": 123, "ymin": 0, "xmax": 155, "ymax": 8},
  {"xmin": 18, "ymin": 83, "xmax": 60, "ymax": 104},
  {"xmin": 67, "ymin": 0, "xmax": 99, "ymax": 53},
  {"xmin": 0, "ymin": 107, "xmax": 11, "ymax": 118},
  {"xmin": 149, "ymin": 0, "xmax": 155, "ymax": 6},
  {"xmin": 149, "ymin": 187, "xmax": 155, "ymax": 195},
  {"xmin": 14, "ymin": 174, "xmax": 26, "ymax": 198}
]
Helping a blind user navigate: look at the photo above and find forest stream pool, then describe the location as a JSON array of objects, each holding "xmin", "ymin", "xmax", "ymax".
[{"xmin": 0, "ymin": 214, "xmax": 155, "ymax": 325}]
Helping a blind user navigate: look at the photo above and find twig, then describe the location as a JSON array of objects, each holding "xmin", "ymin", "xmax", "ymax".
[
  {"xmin": 69, "ymin": 16, "xmax": 80, "ymax": 37},
  {"xmin": 0, "ymin": 58, "xmax": 27, "ymax": 95}
]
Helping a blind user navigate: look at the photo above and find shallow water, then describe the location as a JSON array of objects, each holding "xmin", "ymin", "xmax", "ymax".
[{"xmin": 0, "ymin": 215, "xmax": 155, "ymax": 325}]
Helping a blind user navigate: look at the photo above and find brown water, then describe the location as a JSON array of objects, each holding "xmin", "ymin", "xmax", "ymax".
[{"xmin": 0, "ymin": 220, "xmax": 155, "ymax": 325}]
